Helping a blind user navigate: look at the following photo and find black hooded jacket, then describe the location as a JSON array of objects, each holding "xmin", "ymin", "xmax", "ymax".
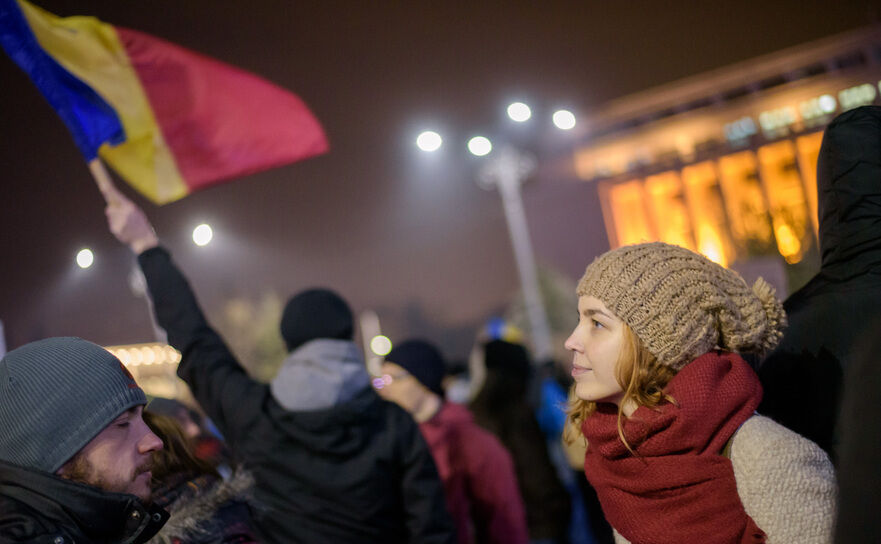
[
  {"xmin": 0, "ymin": 460, "xmax": 168, "ymax": 543},
  {"xmin": 137, "ymin": 247, "xmax": 454, "ymax": 544},
  {"xmin": 759, "ymin": 105, "xmax": 881, "ymax": 457}
]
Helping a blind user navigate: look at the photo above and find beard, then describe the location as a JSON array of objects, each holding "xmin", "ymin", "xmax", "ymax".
[{"xmin": 58, "ymin": 452, "xmax": 153, "ymax": 503}]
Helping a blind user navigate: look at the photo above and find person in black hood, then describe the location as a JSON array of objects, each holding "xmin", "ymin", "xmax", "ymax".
[
  {"xmin": 758, "ymin": 105, "xmax": 881, "ymax": 459},
  {"xmin": 102, "ymin": 179, "xmax": 455, "ymax": 544}
]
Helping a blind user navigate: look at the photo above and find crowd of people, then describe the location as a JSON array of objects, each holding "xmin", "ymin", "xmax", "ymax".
[{"xmin": 1, "ymin": 106, "xmax": 879, "ymax": 543}]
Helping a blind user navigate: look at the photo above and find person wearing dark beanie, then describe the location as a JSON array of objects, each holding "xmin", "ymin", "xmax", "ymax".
[
  {"xmin": 280, "ymin": 288, "xmax": 354, "ymax": 352},
  {"xmin": 0, "ymin": 337, "xmax": 169, "ymax": 543},
  {"xmin": 379, "ymin": 339, "xmax": 529, "ymax": 544},
  {"xmin": 103, "ymin": 181, "xmax": 454, "ymax": 544}
]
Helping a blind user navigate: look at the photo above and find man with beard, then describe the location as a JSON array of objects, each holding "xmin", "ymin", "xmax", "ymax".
[{"xmin": 0, "ymin": 337, "xmax": 169, "ymax": 543}]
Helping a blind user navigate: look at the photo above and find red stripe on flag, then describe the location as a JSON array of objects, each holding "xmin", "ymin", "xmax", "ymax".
[{"xmin": 116, "ymin": 27, "xmax": 328, "ymax": 191}]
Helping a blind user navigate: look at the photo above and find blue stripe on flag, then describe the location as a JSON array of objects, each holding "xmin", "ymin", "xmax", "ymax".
[{"xmin": 0, "ymin": 0, "xmax": 124, "ymax": 159}]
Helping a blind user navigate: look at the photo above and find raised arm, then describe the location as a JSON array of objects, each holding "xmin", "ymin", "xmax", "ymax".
[{"xmin": 103, "ymin": 183, "xmax": 265, "ymax": 448}]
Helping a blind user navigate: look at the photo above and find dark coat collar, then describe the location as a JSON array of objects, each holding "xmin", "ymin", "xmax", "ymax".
[{"xmin": 0, "ymin": 460, "xmax": 168, "ymax": 543}]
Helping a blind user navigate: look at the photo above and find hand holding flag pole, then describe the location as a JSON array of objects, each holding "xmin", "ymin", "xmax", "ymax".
[{"xmin": 94, "ymin": 158, "xmax": 160, "ymax": 255}]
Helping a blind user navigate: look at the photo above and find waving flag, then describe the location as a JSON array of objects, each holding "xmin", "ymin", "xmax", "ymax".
[{"xmin": 0, "ymin": 0, "xmax": 328, "ymax": 204}]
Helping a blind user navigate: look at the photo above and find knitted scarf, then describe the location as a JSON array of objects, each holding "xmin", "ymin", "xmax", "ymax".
[{"xmin": 582, "ymin": 351, "xmax": 766, "ymax": 544}]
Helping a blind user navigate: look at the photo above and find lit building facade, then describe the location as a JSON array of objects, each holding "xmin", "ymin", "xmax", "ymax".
[
  {"xmin": 104, "ymin": 342, "xmax": 189, "ymax": 401},
  {"xmin": 574, "ymin": 27, "xmax": 881, "ymax": 289}
]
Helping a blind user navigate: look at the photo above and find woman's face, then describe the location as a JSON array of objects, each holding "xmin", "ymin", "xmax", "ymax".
[{"xmin": 564, "ymin": 295, "xmax": 627, "ymax": 405}]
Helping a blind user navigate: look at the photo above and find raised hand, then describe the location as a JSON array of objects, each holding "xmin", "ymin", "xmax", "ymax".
[{"xmin": 94, "ymin": 160, "xmax": 159, "ymax": 254}]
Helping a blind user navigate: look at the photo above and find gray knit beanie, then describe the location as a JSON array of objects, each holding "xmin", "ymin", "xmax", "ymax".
[
  {"xmin": 0, "ymin": 337, "xmax": 147, "ymax": 473},
  {"xmin": 577, "ymin": 242, "xmax": 786, "ymax": 370}
]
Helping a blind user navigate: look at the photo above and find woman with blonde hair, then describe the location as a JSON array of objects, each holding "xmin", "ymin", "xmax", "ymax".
[{"xmin": 565, "ymin": 242, "xmax": 836, "ymax": 544}]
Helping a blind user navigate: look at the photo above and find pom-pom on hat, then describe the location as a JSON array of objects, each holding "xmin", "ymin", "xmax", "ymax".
[
  {"xmin": 280, "ymin": 288, "xmax": 354, "ymax": 352},
  {"xmin": 385, "ymin": 339, "xmax": 446, "ymax": 396},
  {"xmin": 0, "ymin": 337, "xmax": 147, "ymax": 473},
  {"xmin": 577, "ymin": 242, "xmax": 786, "ymax": 370}
]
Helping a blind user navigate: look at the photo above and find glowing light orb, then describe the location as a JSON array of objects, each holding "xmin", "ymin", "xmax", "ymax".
[
  {"xmin": 416, "ymin": 131, "xmax": 443, "ymax": 152},
  {"xmin": 76, "ymin": 248, "xmax": 94, "ymax": 269},
  {"xmin": 192, "ymin": 224, "xmax": 213, "ymax": 246},
  {"xmin": 507, "ymin": 102, "xmax": 532, "ymax": 122},
  {"xmin": 818, "ymin": 94, "xmax": 837, "ymax": 114},
  {"xmin": 370, "ymin": 335, "xmax": 393, "ymax": 356},
  {"xmin": 467, "ymin": 136, "xmax": 492, "ymax": 156},
  {"xmin": 552, "ymin": 110, "xmax": 576, "ymax": 130}
]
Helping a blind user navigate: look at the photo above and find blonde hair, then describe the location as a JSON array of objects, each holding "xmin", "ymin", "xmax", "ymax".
[{"xmin": 565, "ymin": 324, "xmax": 677, "ymax": 454}]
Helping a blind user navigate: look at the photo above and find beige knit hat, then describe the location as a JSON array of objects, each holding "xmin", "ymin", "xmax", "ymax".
[{"xmin": 577, "ymin": 242, "xmax": 786, "ymax": 370}]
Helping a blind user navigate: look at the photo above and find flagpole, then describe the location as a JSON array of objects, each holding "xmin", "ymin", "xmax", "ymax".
[
  {"xmin": 88, "ymin": 158, "xmax": 166, "ymax": 343},
  {"xmin": 88, "ymin": 158, "xmax": 119, "ymax": 204}
]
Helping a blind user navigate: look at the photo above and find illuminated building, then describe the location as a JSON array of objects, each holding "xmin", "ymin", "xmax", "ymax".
[
  {"xmin": 573, "ymin": 26, "xmax": 881, "ymax": 287},
  {"xmin": 104, "ymin": 342, "xmax": 190, "ymax": 401}
]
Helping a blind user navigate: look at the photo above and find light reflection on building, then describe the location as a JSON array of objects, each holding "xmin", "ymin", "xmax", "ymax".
[{"xmin": 574, "ymin": 26, "xmax": 881, "ymax": 288}]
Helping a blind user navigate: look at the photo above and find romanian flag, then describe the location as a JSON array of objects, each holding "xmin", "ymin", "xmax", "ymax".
[{"xmin": 0, "ymin": 0, "xmax": 328, "ymax": 204}]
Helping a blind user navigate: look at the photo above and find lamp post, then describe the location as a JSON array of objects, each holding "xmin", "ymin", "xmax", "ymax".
[
  {"xmin": 417, "ymin": 103, "xmax": 576, "ymax": 362},
  {"xmin": 477, "ymin": 146, "xmax": 553, "ymax": 361}
]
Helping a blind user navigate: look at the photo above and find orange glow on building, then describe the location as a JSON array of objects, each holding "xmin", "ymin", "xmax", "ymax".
[
  {"xmin": 572, "ymin": 26, "xmax": 881, "ymax": 276},
  {"xmin": 757, "ymin": 140, "xmax": 812, "ymax": 263},
  {"xmin": 645, "ymin": 171, "xmax": 695, "ymax": 251},
  {"xmin": 796, "ymin": 132, "xmax": 824, "ymax": 235},
  {"xmin": 600, "ymin": 179, "xmax": 654, "ymax": 246}
]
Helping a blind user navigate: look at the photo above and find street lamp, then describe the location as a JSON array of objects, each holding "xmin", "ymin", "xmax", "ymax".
[
  {"xmin": 415, "ymin": 102, "xmax": 577, "ymax": 362},
  {"xmin": 192, "ymin": 223, "xmax": 213, "ymax": 246},
  {"xmin": 76, "ymin": 248, "xmax": 94, "ymax": 269}
]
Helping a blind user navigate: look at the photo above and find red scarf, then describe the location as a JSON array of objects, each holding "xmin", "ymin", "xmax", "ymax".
[{"xmin": 582, "ymin": 351, "xmax": 766, "ymax": 544}]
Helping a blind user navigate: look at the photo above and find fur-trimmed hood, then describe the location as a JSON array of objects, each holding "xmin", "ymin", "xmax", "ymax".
[{"xmin": 148, "ymin": 469, "xmax": 256, "ymax": 544}]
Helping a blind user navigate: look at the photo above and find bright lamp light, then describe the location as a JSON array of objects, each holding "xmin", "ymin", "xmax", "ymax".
[
  {"xmin": 76, "ymin": 248, "xmax": 94, "ymax": 269},
  {"xmin": 507, "ymin": 102, "xmax": 532, "ymax": 122},
  {"xmin": 416, "ymin": 131, "xmax": 443, "ymax": 152},
  {"xmin": 192, "ymin": 224, "xmax": 213, "ymax": 246},
  {"xmin": 467, "ymin": 136, "xmax": 492, "ymax": 156},
  {"xmin": 552, "ymin": 109, "xmax": 576, "ymax": 130}
]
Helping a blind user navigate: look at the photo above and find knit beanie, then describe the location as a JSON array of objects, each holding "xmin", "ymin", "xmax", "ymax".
[
  {"xmin": 577, "ymin": 242, "xmax": 786, "ymax": 370},
  {"xmin": 0, "ymin": 337, "xmax": 147, "ymax": 473},
  {"xmin": 280, "ymin": 288, "xmax": 354, "ymax": 352},
  {"xmin": 386, "ymin": 340, "xmax": 446, "ymax": 396}
]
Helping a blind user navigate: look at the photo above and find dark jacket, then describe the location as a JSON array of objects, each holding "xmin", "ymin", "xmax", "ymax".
[
  {"xmin": 759, "ymin": 105, "xmax": 881, "ymax": 457},
  {"xmin": 138, "ymin": 247, "xmax": 455, "ymax": 544},
  {"xmin": 0, "ymin": 460, "xmax": 168, "ymax": 544},
  {"xmin": 149, "ymin": 470, "xmax": 256, "ymax": 544}
]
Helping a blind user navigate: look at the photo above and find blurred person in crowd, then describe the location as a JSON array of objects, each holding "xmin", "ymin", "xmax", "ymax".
[
  {"xmin": 833, "ymin": 316, "xmax": 881, "ymax": 543},
  {"xmin": 103, "ymin": 182, "xmax": 454, "ymax": 544},
  {"xmin": 148, "ymin": 397, "xmax": 233, "ymax": 477},
  {"xmin": 0, "ymin": 337, "xmax": 168, "ymax": 542},
  {"xmin": 483, "ymin": 318, "xmax": 608, "ymax": 544},
  {"xmin": 567, "ymin": 242, "xmax": 836, "ymax": 543},
  {"xmin": 535, "ymin": 361, "xmax": 611, "ymax": 544},
  {"xmin": 148, "ymin": 398, "xmax": 203, "ymax": 440},
  {"xmin": 376, "ymin": 339, "xmax": 529, "ymax": 544},
  {"xmin": 470, "ymin": 339, "xmax": 571, "ymax": 544},
  {"xmin": 143, "ymin": 411, "xmax": 256, "ymax": 544},
  {"xmin": 759, "ymin": 105, "xmax": 881, "ymax": 458}
]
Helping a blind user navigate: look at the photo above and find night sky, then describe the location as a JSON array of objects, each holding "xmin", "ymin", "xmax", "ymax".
[{"xmin": 1, "ymin": 1, "xmax": 876, "ymax": 359}]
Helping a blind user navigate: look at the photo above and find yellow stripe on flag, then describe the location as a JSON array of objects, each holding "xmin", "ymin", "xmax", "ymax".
[{"xmin": 17, "ymin": 0, "xmax": 187, "ymax": 203}]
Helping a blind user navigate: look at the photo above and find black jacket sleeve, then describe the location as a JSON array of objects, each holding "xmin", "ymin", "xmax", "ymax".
[
  {"xmin": 138, "ymin": 247, "xmax": 266, "ymax": 448},
  {"xmin": 395, "ymin": 411, "xmax": 457, "ymax": 544}
]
